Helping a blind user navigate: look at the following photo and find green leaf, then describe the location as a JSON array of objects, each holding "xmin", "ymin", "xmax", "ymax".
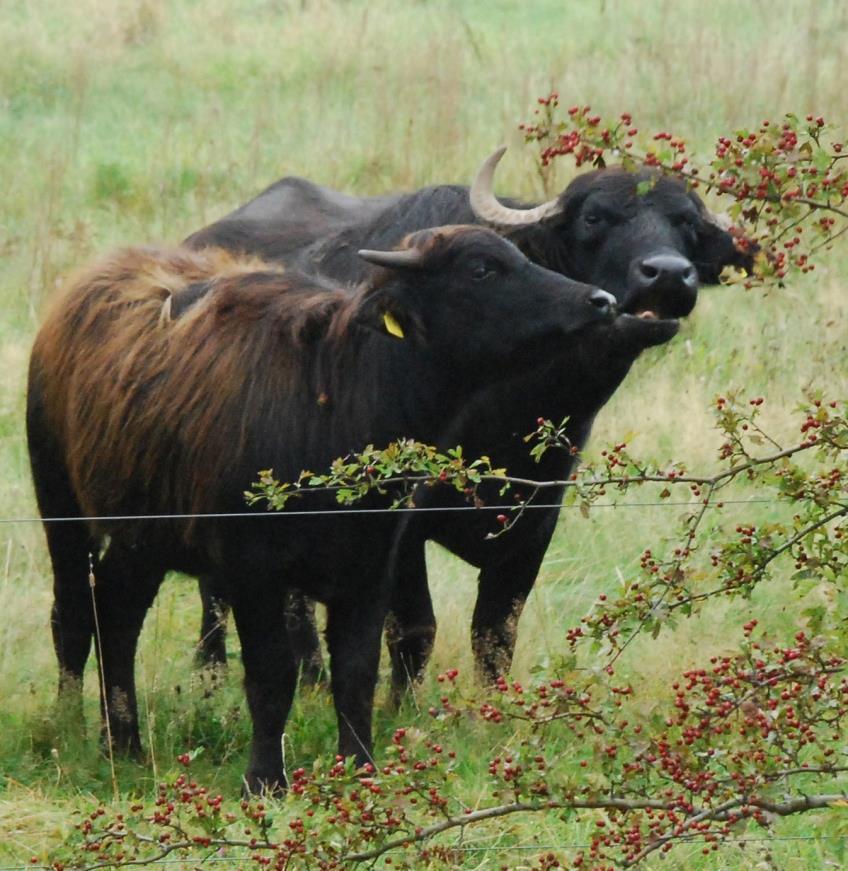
[{"xmin": 636, "ymin": 178, "xmax": 656, "ymax": 196}]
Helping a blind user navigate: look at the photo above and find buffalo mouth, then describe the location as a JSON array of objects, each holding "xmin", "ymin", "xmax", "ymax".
[
  {"xmin": 621, "ymin": 283, "xmax": 697, "ymax": 323},
  {"xmin": 618, "ymin": 289, "xmax": 686, "ymax": 349},
  {"xmin": 612, "ymin": 311, "xmax": 680, "ymax": 350}
]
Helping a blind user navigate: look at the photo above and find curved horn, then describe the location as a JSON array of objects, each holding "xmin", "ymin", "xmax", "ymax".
[
  {"xmin": 357, "ymin": 247, "xmax": 425, "ymax": 270},
  {"xmin": 469, "ymin": 146, "xmax": 563, "ymax": 228}
]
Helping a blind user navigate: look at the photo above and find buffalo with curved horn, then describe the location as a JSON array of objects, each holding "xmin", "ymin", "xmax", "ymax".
[{"xmin": 184, "ymin": 148, "xmax": 753, "ymax": 692}]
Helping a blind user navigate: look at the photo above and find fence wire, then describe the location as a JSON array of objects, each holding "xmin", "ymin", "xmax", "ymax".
[{"xmin": 0, "ymin": 496, "xmax": 778, "ymax": 526}]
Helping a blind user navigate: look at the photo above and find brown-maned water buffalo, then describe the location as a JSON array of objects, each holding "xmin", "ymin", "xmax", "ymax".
[
  {"xmin": 185, "ymin": 149, "xmax": 753, "ymax": 696},
  {"xmin": 27, "ymin": 226, "xmax": 627, "ymax": 792}
]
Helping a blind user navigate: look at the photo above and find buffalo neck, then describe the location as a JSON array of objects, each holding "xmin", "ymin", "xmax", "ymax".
[
  {"xmin": 312, "ymin": 330, "xmax": 463, "ymax": 451},
  {"xmin": 431, "ymin": 329, "xmax": 640, "ymax": 474}
]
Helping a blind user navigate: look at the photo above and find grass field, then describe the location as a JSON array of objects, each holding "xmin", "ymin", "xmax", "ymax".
[{"xmin": 1, "ymin": 1, "xmax": 847, "ymax": 867}]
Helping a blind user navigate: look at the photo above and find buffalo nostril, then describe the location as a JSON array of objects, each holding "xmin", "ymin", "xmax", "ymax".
[
  {"xmin": 589, "ymin": 288, "xmax": 616, "ymax": 311},
  {"xmin": 637, "ymin": 254, "xmax": 697, "ymax": 287}
]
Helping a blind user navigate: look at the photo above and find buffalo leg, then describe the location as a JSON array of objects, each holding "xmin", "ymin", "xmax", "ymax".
[
  {"xmin": 91, "ymin": 548, "xmax": 164, "ymax": 755},
  {"xmin": 197, "ymin": 580, "xmax": 325, "ymax": 686},
  {"xmin": 325, "ymin": 598, "xmax": 385, "ymax": 766},
  {"xmin": 470, "ymin": 545, "xmax": 549, "ymax": 684},
  {"xmin": 48, "ymin": 522, "xmax": 96, "ymax": 701},
  {"xmin": 385, "ymin": 539, "xmax": 436, "ymax": 705},
  {"xmin": 28, "ymin": 435, "xmax": 95, "ymax": 703},
  {"xmin": 284, "ymin": 590, "xmax": 325, "ymax": 685},
  {"xmin": 232, "ymin": 591, "xmax": 295, "ymax": 794},
  {"xmin": 196, "ymin": 576, "xmax": 230, "ymax": 668}
]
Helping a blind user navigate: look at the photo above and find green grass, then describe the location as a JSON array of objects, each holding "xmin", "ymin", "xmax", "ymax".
[{"xmin": 1, "ymin": 0, "xmax": 847, "ymax": 867}]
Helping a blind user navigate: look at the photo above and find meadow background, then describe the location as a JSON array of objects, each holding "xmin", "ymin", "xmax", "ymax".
[{"xmin": 1, "ymin": 0, "xmax": 847, "ymax": 867}]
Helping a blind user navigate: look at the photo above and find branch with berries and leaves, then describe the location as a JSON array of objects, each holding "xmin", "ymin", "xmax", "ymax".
[
  {"xmin": 560, "ymin": 393, "xmax": 846, "ymax": 657},
  {"xmin": 45, "ymin": 629, "xmax": 848, "ymax": 869},
  {"xmin": 520, "ymin": 97, "xmax": 848, "ymax": 287}
]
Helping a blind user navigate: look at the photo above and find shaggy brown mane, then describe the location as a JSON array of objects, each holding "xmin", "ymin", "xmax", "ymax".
[{"xmin": 31, "ymin": 246, "xmax": 364, "ymax": 530}]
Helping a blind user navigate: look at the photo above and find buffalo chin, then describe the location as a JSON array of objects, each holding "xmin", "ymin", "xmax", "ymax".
[{"xmin": 612, "ymin": 313, "xmax": 680, "ymax": 352}]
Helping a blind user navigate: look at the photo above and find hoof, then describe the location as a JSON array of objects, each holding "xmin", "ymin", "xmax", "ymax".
[
  {"xmin": 194, "ymin": 645, "xmax": 229, "ymax": 670},
  {"xmin": 101, "ymin": 727, "xmax": 143, "ymax": 760}
]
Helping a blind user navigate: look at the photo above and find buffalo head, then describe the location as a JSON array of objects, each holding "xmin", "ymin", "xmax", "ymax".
[
  {"xmin": 470, "ymin": 147, "xmax": 753, "ymax": 324},
  {"xmin": 356, "ymin": 225, "xmax": 617, "ymax": 375}
]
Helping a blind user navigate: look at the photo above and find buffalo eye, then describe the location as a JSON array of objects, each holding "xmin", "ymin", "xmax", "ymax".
[
  {"xmin": 671, "ymin": 212, "xmax": 699, "ymax": 233},
  {"xmin": 583, "ymin": 212, "xmax": 604, "ymax": 227},
  {"xmin": 468, "ymin": 257, "xmax": 499, "ymax": 281}
]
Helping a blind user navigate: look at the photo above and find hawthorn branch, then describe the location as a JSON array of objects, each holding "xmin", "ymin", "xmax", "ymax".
[
  {"xmin": 607, "ymin": 480, "xmax": 717, "ymax": 665},
  {"xmin": 665, "ymin": 504, "xmax": 848, "ymax": 613},
  {"xmin": 603, "ymin": 148, "xmax": 848, "ymax": 221},
  {"xmin": 499, "ymin": 707, "xmax": 608, "ymax": 728},
  {"xmin": 266, "ymin": 440, "xmax": 820, "ymax": 508},
  {"xmin": 810, "ymin": 220, "xmax": 848, "ymax": 252},
  {"xmin": 341, "ymin": 790, "xmax": 848, "ymax": 865},
  {"xmin": 623, "ymin": 792, "xmax": 848, "ymax": 866},
  {"xmin": 717, "ymin": 765, "xmax": 848, "ymax": 785},
  {"xmin": 75, "ymin": 835, "xmax": 251, "ymax": 870},
  {"xmin": 69, "ymin": 786, "xmax": 848, "ymax": 870}
]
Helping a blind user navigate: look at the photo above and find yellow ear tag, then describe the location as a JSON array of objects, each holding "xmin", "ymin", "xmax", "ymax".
[{"xmin": 383, "ymin": 311, "xmax": 405, "ymax": 339}]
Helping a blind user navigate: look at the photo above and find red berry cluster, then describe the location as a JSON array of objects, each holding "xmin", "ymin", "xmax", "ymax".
[{"xmin": 520, "ymin": 100, "xmax": 848, "ymax": 288}]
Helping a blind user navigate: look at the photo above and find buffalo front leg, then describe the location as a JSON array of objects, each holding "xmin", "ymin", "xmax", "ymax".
[
  {"xmin": 385, "ymin": 538, "xmax": 436, "ymax": 706},
  {"xmin": 232, "ymin": 593, "xmax": 296, "ymax": 794},
  {"xmin": 470, "ymin": 546, "xmax": 548, "ymax": 684},
  {"xmin": 325, "ymin": 598, "xmax": 386, "ymax": 766}
]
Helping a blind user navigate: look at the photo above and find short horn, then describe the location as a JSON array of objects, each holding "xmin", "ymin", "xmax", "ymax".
[
  {"xmin": 357, "ymin": 247, "xmax": 425, "ymax": 270},
  {"xmin": 469, "ymin": 146, "xmax": 563, "ymax": 228}
]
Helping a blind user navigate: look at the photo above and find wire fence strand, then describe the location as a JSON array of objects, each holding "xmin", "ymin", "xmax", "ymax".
[{"xmin": 0, "ymin": 497, "xmax": 779, "ymax": 525}]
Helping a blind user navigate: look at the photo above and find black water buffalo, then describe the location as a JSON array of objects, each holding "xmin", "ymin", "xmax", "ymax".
[
  {"xmin": 28, "ymin": 226, "xmax": 623, "ymax": 791},
  {"xmin": 185, "ymin": 149, "xmax": 753, "ymax": 691}
]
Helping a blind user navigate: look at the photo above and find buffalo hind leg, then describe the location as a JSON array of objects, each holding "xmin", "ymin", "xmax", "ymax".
[
  {"xmin": 29, "ymin": 375, "xmax": 99, "ymax": 708},
  {"xmin": 385, "ymin": 539, "xmax": 436, "ymax": 706},
  {"xmin": 48, "ymin": 522, "xmax": 96, "ymax": 705},
  {"xmin": 196, "ymin": 576, "xmax": 230, "ymax": 668},
  {"xmin": 30, "ymin": 457, "xmax": 95, "ymax": 706},
  {"xmin": 232, "ymin": 590, "xmax": 295, "ymax": 795},
  {"xmin": 91, "ymin": 548, "xmax": 164, "ymax": 756},
  {"xmin": 285, "ymin": 591, "xmax": 325, "ymax": 686}
]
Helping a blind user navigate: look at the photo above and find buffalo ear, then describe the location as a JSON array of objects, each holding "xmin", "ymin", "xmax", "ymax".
[
  {"xmin": 353, "ymin": 286, "xmax": 422, "ymax": 342},
  {"xmin": 355, "ymin": 246, "xmax": 430, "ymax": 340},
  {"xmin": 693, "ymin": 212, "xmax": 757, "ymax": 285}
]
